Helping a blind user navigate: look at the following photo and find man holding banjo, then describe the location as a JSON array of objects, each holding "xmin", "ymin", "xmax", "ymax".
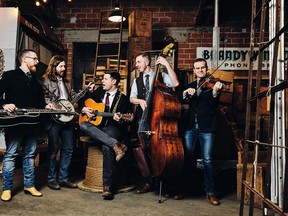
[{"xmin": 42, "ymin": 55, "xmax": 94, "ymax": 190}]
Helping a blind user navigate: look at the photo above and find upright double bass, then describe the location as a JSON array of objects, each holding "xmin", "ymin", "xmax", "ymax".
[{"xmin": 137, "ymin": 37, "xmax": 184, "ymax": 177}]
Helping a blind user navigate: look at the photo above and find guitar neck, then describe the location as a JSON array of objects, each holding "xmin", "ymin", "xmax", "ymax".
[
  {"xmin": 71, "ymin": 81, "xmax": 94, "ymax": 104},
  {"xmin": 71, "ymin": 88, "xmax": 89, "ymax": 104},
  {"xmin": 0, "ymin": 109, "xmax": 74, "ymax": 115},
  {"xmin": 97, "ymin": 112, "xmax": 114, "ymax": 118}
]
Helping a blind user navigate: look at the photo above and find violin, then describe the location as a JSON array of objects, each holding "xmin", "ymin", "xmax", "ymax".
[
  {"xmin": 185, "ymin": 75, "xmax": 226, "ymax": 99},
  {"xmin": 198, "ymin": 75, "xmax": 223, "ymax": 90}
]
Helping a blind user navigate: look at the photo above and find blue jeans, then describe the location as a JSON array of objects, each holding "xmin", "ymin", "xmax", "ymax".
[
  {"xmin": 184, "ymin": 123, "xmax": 216, "ymax": 195},
  {"xmin": 80, "ymin": 122, "xmax": 121, "ymax": 187},
  {"xmin": 47, "ymin": 121, "xmax": 74, "ymax": 182},
  {"xmin": 2, "ymin": 126, "xmax": 37, "ymax": 190}
]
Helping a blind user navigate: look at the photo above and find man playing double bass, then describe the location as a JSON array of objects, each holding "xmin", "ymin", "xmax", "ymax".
[{"xmin": 129, "ymin": 52, "xmax": 179, "ymax": 194}]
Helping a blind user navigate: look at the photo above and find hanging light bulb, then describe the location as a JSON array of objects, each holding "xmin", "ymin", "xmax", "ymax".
[
  {"xmin": 108, "ymin": 1, "xmax": 126, "ymax": 22},
  {"xmin": 35, "ymin": 1, "xmax": 41, "ymax": 6},
  {"xmin": 108, "ymin": 9, "xmax": 126, "ymax": 22},
  {"xmin": 43, "ymin": 0, "xmax": 47, "ymax": 3}
]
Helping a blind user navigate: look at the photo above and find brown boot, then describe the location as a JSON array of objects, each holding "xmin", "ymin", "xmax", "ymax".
[
  {"xmin": 113, "ymin": 143, "xmax": 125, "ymax": 161},
  {"xmin": 102, "ymin": 186, "xmax": 114, "ymax": 200},
  {"xmin": 120, "ymin": 143, "xmax": 128, "ymax": 152}
]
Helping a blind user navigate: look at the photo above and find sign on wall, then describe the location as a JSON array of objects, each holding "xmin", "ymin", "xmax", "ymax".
[{"xmin": 196, "ymin": 47, "xmax": 277, "ymax": 70}]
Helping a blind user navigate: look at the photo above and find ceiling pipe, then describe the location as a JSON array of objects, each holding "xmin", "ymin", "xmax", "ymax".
[{"xmin": 212, "ymin": 0, "xmax": 220, "ymax": 69}]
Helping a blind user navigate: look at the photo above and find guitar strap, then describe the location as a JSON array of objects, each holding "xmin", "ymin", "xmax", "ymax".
[{"xmin": 112, "ymin": 93, "xmax": 122, "ymax": 113}]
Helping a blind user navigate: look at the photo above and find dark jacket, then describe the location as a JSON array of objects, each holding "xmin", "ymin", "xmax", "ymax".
[
  {"xmin": 40, "ymin": 74, "xmax": 77, "ymax": 130},
  {"xmin": 0, "ymin": 68, "xmax": 46, "ymax": 109},
  {"xmin": 185, "ymin": 80, "xmax": 220, "ymax": 133},
  {"xmin": 41, "ymin": 74, "xmax": 75, "ymax": 104},
  {"xmin": 78, "ymin": 86, "xmax": 131, "ymax": 133}
]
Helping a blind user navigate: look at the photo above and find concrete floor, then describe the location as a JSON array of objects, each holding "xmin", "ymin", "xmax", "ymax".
[{"xmin": 0, "ymin": 163, "xmax": 263, "ymax": 216}]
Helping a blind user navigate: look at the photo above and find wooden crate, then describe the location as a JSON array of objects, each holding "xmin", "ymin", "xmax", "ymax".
[
  {"xmin": 106, "ymin": 58, "xmax": 128, "ymax": 78},
  {"xmin": 237, "ymin": 163, "xmax": 266, "ymax": 209},
  {"xmin": 208, "ymin": 69, "xmax": 234, "ymax": 82},
  {"xmin": 237, "ymin": 151, "xmax": 267, "ymax": 164},
  {"xmin": 128, "ymin": 10, "xmax": 152, "ymax": 37},
  {"xmin": 259, "ymin": 86, "xmax": 269, "ymax": 115},
  {"xmin": 220, "ymin": 91, "xmax": 233, "ymax": 104},
  {"xmin": 128, "ymin": 36, "xmax": 152, "ymax": 61},
  {"xmin": 233, "ymin": 83, "xmax": 246, "ymax": 112},
  {"xmin": 119, "ymin": 79, "xmax": 127, "ymax": 95},
  {"xmin": 260, "ymin": 115, "xmax": 269, "ymax": 143}
]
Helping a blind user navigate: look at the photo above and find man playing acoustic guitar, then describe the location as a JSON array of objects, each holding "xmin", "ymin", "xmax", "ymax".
[{"xmin": 78, "ymin": 71, "xmax": 132, "ymax": 200}]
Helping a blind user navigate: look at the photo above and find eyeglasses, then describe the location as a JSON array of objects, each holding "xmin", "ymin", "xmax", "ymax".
[{"xmin": 25, "ymin": 56, "xmax": 39, "ymax": 62}]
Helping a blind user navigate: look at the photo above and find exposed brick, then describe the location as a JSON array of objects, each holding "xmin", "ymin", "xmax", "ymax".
[{"xmin": 54, "ymin": 0, "xmax": 254, "ymax": 78}]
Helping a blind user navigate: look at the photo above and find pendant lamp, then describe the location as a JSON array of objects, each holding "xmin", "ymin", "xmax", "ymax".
[{"xmin": 108, "ymin": 0, "xmax": 126, "ymax": 22}]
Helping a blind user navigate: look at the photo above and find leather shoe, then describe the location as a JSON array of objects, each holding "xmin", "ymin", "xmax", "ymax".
[
  {"xmin": 59, "ymin": 180, "xmax": 77, "ymax": 189},
  {"xmin": 174, "ymin": 193, "xmax": 184, "ymax": 200},
  {"xmin": 136, "ymin": 184, "xmax": 151, "ymax": 194},
  {"xmin": 1, "ymin": 190, "xmax": 12, "ymax": 202},
  {"xmin": 163, "ymin": 192, "xmax": 171, "ymax": 198},
  {"xmin": 24, "ymin": 187, "xmax": 43, "ymax": 197},
  {"xmin": 48, "ymin": 180, "xmax": 61, "ymax": 190},
  {"xmin": 102, "ymin": 186, "xmax": 114, "ymax": 200},
  {"xmin": 113, "ymin": 143, "xmax": 126, "ymax": 161},
  {"xmin": 207, "ymin": 194, "xmax": 220, "ymax": 206}
]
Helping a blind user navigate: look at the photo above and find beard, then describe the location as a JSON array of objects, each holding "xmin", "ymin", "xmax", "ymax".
[
  {"xmin": 28, "ymin": 65, "xmax": 37, "ymax": 72},
  {"xmin": 56, "ymin": 70, "xmax": 65, "ymax": 77}
]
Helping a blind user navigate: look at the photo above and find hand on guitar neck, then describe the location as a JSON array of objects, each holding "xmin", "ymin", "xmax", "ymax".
[
  {"xmin": 79, "ymin": 99, "xmax": 133, "ymax": 127},
  {"xmin": 2, "ymin": 103, "xmax": 16, "ymax": 113}
]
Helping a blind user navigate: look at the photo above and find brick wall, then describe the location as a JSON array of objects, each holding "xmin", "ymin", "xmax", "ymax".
[{"xmin": 54, "ymin": 0, "xmax": 251, "ymax": 79}]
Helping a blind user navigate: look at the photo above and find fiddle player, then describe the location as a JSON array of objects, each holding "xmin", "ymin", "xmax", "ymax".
[
  {"xmin": 182, "ymin": 58, "xmax": 222, "ymax": 206},
  {"xmin": 129, "ymin": 52, "xmax": 179, "ymax": 194}
]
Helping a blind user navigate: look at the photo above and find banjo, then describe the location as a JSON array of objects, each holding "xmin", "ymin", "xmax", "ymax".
[{"xmin": 52, "ymin": 81, "xmax": 95, "ymax": 123}]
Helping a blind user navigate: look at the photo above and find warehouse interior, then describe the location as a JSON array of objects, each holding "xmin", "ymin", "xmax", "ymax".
[{"xmin": 0, "ymin": 0, "xmax": 287, "ymax": 215}]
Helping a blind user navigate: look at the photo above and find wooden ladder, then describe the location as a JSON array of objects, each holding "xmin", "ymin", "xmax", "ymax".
[
  {"xmin": 82, "ymin": 8, "xmax": 124, "ymax": 88},
  {"xmin": 239, "ymin": 0, "xmax": 288, "ymax": 215}
]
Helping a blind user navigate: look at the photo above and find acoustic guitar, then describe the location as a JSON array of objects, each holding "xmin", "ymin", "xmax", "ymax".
[
  {"xmin": 0, "ymin": 108, "xmax": 76, "ymax": 127},
  {"xmin": 78, "ymin": 98, "xmax": 133, "ymax": 127}
]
